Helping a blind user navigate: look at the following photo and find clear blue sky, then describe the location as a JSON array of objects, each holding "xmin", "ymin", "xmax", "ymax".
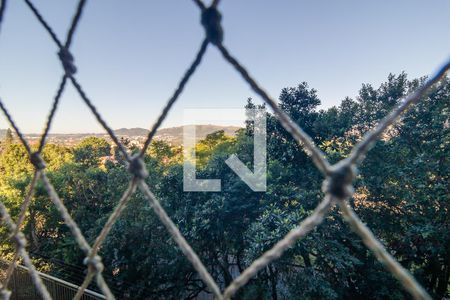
[{"xmin": 0, "ymin": 0, "xmax": 449, "ymax": 133}]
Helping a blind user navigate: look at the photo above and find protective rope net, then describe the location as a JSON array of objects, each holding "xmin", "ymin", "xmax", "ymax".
[{"xmin": 0, "ymin": 1, "xmax": 449, "ymax": 299}]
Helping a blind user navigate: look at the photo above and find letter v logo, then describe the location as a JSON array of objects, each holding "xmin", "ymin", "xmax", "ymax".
[{"xmin": 225, "ymin": 109, "xmax": 266, "ymax": 191}]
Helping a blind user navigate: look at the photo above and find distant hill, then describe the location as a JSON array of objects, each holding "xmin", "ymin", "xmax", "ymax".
[
  {"xmin": 115, "ymin": 127, "xmax": 150, "ymax": 136},
  {"xmin": 114, "ymin": 125, "xmax": 241, "ymax": 145},
  {"xmin": 153, "ymin": 125, "xmax": 241, "ymax": 145}
]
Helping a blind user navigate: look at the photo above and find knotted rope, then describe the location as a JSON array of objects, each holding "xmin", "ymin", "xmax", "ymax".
[{"xmin": 0, "ymin": 1, "xmax": 448, "ymax": 299}]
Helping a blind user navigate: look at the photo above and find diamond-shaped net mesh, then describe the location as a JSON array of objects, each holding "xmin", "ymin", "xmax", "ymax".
[{"xmin": 0, "ymin": 1, "xmax": 448, "ymax": 299}]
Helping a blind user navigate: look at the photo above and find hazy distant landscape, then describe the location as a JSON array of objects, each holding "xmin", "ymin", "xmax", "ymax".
[{"xmin": 0, "ymin": 125, "xmax": 241, "ymax": 146}]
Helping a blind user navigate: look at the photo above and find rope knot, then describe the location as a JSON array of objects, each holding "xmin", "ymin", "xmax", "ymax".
[
  {"xmin": 58, "ymin": 47, "xmax": 77, "ymax": 75},
  {"xmin": 11, "ymin": 232, "xmax": 27, "ymax": 249},
  {"xmin": 0, "ymin": 289, "xmax": 11, "ymax": 300},
  {"xmin": 201, "ymin": 7, "xmax": 223, "ymax": 45},
  {"xmin": 322, "ymin": 163, "xmax": 356, "ymax": 200},
  {"xmin": 83, "ymin": 255, "xmax": 104, "ymax": 274},
  {"xmin": 128, "ymin": 154, "xmax": 148, "ymax": 179},
  {"xmin": 30, "ymin": 152, "xmax": 46, "ymax": 170}
]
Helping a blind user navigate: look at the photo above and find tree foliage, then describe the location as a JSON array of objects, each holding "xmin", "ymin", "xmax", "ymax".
[{"xmin": 0, "ymin": 74, "xmax": 448, "ymax": 299}]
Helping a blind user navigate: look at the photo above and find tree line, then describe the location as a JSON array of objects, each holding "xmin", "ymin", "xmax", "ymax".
[{"xmin": 0, "ymin": 73, "xmax": 449, "ymax": 299}]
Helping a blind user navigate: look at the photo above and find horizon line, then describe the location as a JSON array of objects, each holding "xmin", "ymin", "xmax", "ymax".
[{"xmin": 1, "ymin": 123, "xmax": 245, "ymax": 135}]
